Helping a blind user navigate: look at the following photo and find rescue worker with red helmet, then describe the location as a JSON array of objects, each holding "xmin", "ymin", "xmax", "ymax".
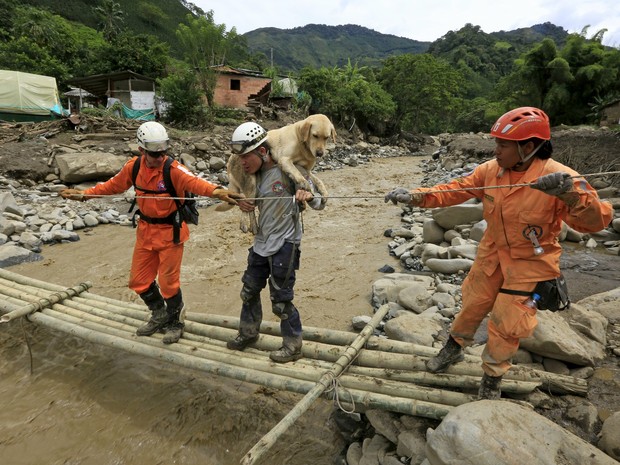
[
  {"xmin": 385, "ymin": 107, "xmax": 613, "ymax": 399},
  {"xmin": 60, "ymin": 121, "xmax": 244, "ymax": 344}
]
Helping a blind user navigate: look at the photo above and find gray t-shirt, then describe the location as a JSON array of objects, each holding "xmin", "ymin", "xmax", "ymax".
[{"xmin": 253, "ymin": 165, "xmax": 324, "ymax": 257}]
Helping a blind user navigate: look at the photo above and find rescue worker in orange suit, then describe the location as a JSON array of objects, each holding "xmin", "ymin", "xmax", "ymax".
[
  {"xmin": 60, "ymin": 121, "xmax": 244, "ymax": 344},
  {"xmin": 385, "ymin": 107, "xmax": 613, "ymax": 399}
]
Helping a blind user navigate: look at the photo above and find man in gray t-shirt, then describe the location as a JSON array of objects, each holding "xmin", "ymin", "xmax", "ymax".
[{"xmin": 226, "ymin": 122, "xmax": 325, "ymax": 363}]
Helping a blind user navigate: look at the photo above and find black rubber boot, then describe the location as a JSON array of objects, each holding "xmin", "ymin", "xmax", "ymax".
[
  {"xmin": 162, "ymin": 290, "xmax": 184, "ymax": 344},
  {"xmin": 425, "ymin": 336, "xmax": 464, "ymax": 373},
  {"xmin": 478, "ymin": 373, "xmax": 503, "ymax": 400},
  {"xmin": 136, "ymin": 282, "xmax": 169, "ymax": 336}
]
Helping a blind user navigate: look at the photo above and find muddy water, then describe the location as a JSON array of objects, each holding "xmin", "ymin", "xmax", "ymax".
[
  {"xmin": 0, "ymin": 324, "xmax": 343, "ymax": 465},
  {"xmin": 2, "ymin": 155, "xmax": 618, "ymax": 463}
]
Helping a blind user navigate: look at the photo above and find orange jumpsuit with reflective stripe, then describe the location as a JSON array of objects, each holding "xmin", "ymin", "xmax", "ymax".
[
  {"xmin": 415, "ymin": 157, "xmax": 613, "ymax": 376},
  {"xmin": 84, "ymin": 156, "xmax": 220, "ymax": 298}
]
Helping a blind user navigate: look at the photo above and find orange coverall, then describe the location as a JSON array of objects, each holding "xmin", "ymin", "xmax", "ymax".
[
  {"xmin": 84, "ymin": 156, "xmax": 219, "ymax": 299},
  {"xmin": 415, "ymin": 157, "xmax": 613, "ymax": 376}
]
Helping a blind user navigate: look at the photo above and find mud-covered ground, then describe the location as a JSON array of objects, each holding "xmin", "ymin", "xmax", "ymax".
[{"xmin": 1, "ymin": 120, "xmax": 619, "ymax": 464}]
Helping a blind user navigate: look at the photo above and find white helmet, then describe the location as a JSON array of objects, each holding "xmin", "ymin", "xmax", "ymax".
[
  {"xmin": 137, "ymin": 121, "xmax": 169, "ymax": 152},
  {"xmin": 230, "ymin": 122, "xmax": 268, "ymax": 154}
]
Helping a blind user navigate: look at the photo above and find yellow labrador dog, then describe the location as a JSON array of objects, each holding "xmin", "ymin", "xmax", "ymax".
[{"xmin": 217, "ymin": 114, "xmax": 336, "ymax": 233}]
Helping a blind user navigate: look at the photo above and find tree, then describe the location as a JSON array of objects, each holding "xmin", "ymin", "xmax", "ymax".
[
  {"xmin": 379, "ymin": 54, "xmax": 466, "ymax": 134},
  {"xmin": 93, "ymin": 32, "xmax": 169, "ymax": 78},
  {"xmin": 175, "ymin": 11, "xmax": 247, "ymax": 106},
  {"xmin": 499, "ymin": 34, "xmax": 620, "ymax": 124},
  {"xmin": 297, "ymin": 61, "xmax": 396, "ymax": 133},
  {"xmin": 158, "ymin": 67, "xmax": 206, "ymax": 128},
  {"xmin": 93, "ymin": 0, "xmax": 124, "ymax": 41},
  {"xmin": 0, "ymin": 37, "xmax": 69, "ymax": 81}
]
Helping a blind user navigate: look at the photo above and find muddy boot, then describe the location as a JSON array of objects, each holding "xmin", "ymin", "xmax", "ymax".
[
  {"xmin": 162, "ymin": 290, "xmax": 185, "ymax": 345},
  {"xmin": 136, "ymin": 282, "xmax": 169, "ymax": 336},
  {"xmin": 425, "ymin": 336, "xmax": 464, "ymax": 373},
  {"xmin": 227, "ymin": 333, "xmax": 259, "ymax": 351},
  {"xmin": 270, "ymin": 337, "xmax": 302, "ymax": 363},
  {"xmin": 478, "ymin": 373, "xmax": 503, "ymax": 400}
]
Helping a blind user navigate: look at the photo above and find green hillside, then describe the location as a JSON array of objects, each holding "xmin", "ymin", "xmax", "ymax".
[
  {"xmin": 244, "ymin": 23, "xmax": 430, "ymax": 71},
  {"xmin": 18, "ymin": 0, "xmax": 198, "ymax": 54}
]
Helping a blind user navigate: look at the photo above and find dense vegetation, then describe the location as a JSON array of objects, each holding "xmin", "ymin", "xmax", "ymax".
[
  {"xmin": 244, "ymin": 24, "xmax": 430, "ymax": 70},
  {"xmin": 2, "ymin": 0, "xmax": 619, "ymax": 134}
]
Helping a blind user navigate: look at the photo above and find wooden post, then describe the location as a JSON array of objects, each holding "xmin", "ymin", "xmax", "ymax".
[{"xmin": 240, "ymin": 304, "xmax": 391, "ymax": 465}]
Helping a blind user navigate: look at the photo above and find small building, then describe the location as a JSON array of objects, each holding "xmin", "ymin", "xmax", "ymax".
[
  {"xmin": 63, "ymin": 87, "xmax": 96, "ymax": 113},
  {"xmin": 68, "ymin": 71, "xmax": 157, "ymax": 120},
  {"xmin": 600, "ymin": 99, "xmax": 620, "ymax": 127},
  {"xmin": 212, "ymin": 66, "xmax": 272, "ymax": 109}
]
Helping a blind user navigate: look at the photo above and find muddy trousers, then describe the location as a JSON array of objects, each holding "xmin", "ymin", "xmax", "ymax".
[
  {"xmin": 450, "ymin": 263, "xmax": 538, "ymax": 377},
  {"xmin": 238, "ymin": 243, "xmax": 302, "ymax": 349}
]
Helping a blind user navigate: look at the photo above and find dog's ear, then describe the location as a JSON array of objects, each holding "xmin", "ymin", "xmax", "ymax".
[
  {"xmin": 300, "ymin": 120, "xmax": 313, "ymax": 143},
  {"xmin": 330, "ymin": 125, "xmax": 337, "ymax": 143}
]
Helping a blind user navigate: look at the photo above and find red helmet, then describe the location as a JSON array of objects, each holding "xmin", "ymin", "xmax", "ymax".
[{"xmin": 490, "ymin": 107, "xmax": 550, "ymax": 141}]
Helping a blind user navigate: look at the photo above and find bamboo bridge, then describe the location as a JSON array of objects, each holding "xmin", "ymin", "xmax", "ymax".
[{"xmin": 0, "ymin": 267, "xmax": 588, "ymax": 464}]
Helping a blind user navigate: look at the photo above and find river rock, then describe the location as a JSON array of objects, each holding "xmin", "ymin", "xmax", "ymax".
[{"xmin": 426, "ymin": 400, "xmax": 619, "ymax": 465}]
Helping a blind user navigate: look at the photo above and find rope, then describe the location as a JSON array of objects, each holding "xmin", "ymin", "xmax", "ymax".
[
  {"xmin": 324, "ymin": 372, "xmax": 356, "ymax": 414},
  {"xmin": 3, "ymin": 170, "xmax": 619, "ymax": 202},
  {"xmin": 323, "ymin": 341, "xmax": 368, "ymax": 414}
]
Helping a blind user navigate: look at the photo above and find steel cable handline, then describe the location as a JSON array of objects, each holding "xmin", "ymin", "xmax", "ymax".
[{"xmin": 5, "ymin": 170, "xmax": 619, "ymax": 202}]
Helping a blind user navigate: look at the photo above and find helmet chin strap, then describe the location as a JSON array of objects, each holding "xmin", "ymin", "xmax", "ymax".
[
  {"xmin": 497, "ymin": 142, "xmax": 543, "ymax": 177},
  {"xmin": 514, "ymin": 142, "xmax": 542, "ymax": 167},
  {"xmin": 253, "ymin": 148, "xmax": 269, "ymax": 169}
]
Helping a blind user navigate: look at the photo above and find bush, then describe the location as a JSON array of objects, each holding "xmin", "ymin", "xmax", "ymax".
[{"xmin": 158, "ymin": 70, "xmax": 207, "ymax": 128}]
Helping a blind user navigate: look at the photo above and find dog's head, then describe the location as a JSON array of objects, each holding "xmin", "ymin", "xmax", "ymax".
[{"xmin": 300, "ymin": 114, "xmax": 337, "ymax": 158}]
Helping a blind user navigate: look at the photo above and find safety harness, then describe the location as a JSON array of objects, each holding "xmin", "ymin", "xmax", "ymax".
[{"xmin": 128, "ymin": 155, "xmax": 198, "ymax": 244}]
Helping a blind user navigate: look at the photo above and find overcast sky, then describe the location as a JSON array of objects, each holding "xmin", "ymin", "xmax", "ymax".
[{"xmin": 192, "ymin": 0, "xmax": 619, "ymax": 47}]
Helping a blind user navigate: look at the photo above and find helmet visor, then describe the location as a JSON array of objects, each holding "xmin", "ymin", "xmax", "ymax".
[
  {"xmin": 142, "ymin": 140, "xmax": 169, "ymax": 152},
  {"xmin": 230, "ymin": 131, "xmax": 267, "ymax": 154},
  {"xmin": 230, "ymin": 140, "xmax": 252, "ymax": 154}
]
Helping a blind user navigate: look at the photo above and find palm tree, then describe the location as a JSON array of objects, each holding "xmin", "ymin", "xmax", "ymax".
[{"xmin": 93, "ymin": 0, "xmax": 124, "ymax": 41}]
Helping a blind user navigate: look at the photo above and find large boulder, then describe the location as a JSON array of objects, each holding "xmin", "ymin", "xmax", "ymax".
[
  {"xmin": 426, "ymin": 400, "xmax": 618, "ymax": 465},
  {"xmin": 56, "ymin": 152, "xmax": 128, "ymax": 183}
]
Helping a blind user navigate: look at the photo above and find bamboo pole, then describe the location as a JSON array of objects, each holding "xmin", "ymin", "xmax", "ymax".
[
  {"xmin": 0, "ymin": 281, "xmax": 92, "ymax": 323},
  {"xmin": 21, "ymin": 306, "xmax": 454, "ymax": 420},
  {"xmin": 240, "ymin": 303, "xmax": 389, "ymax": 465},
  {"xmin": 0, "ymin": 270, "xmax": 584, "ymax": 396},
  {"xmin": 4, "ymin": 290, "xmax": 459, "ymax": 408},
  {"xmin": 46, "ymin": 301, "xmax": 478, "ymax": 406}
]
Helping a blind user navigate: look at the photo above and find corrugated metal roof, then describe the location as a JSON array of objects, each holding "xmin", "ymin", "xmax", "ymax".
[{"xmin": 67, "ymin": 71, "xmax": 155, "ymax": 98}]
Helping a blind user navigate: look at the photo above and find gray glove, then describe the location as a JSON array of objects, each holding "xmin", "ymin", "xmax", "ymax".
[
  {"xmin": 385, "ymin": 187, "xmax": 412, "ymax": 205},
  {"xmin": 531, "ymin": 172, "xmax": 573, "ymax": 196}
]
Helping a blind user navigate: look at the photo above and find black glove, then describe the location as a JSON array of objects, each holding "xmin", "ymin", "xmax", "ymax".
[{"xmin": 530, "ymin": 172, "xmax": 573, "ymax": 196}]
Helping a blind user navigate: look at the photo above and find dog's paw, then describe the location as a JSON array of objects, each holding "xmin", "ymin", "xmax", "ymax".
[
  {"xmin": 296, "ymin": 178, "xmax": 312, "ymax": 192},
  {"xmin": 239, "ymin": 211, "xmax": 258, "ymax": 234}
]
